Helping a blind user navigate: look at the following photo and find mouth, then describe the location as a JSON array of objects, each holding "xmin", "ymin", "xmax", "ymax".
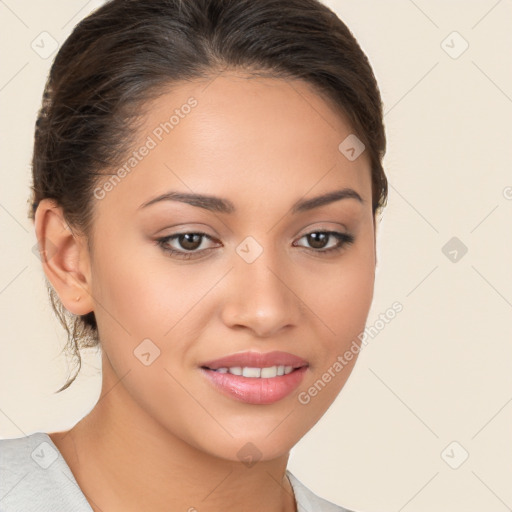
[
  {"xmin": 199, "ymin": 351, "xmax": 309, "ymax": 404},
  {"xmin": 201, "ymin": 364, "xmax": 305, "ymax": 378}
]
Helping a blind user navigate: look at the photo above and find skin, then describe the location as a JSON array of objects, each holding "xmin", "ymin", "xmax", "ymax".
[{"xmin": 36, "ymin": 72, "xmax": 377, "ymax": 512}]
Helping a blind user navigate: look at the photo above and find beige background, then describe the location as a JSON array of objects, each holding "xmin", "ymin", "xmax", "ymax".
[{"xmin": 1, "ymin": 1, "xmax": 511, "ymax": 510}]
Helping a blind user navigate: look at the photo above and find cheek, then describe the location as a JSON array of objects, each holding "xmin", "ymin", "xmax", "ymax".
[
  {"xmin": 90, "ymin": 238, "xmax": 216, "ymax": 352},
  {"xmin": 300, "ymin": 235, "xmax": 375, "ymax": 349},
  {"xmin": 294, "ymin": 243, "xmax": 374, "ymax": 417},
  {"xmin": 332, "ymin": 261, "xmax": 374, "ymax": 334},
  {"xmin": 88, "ymin": 238, "xmax": 170, "ymax": 347}
]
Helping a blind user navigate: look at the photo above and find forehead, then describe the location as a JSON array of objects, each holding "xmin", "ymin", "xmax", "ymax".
[{"xmin": 95, "ymin": 73, "xmax": 371, "ymax": 219}]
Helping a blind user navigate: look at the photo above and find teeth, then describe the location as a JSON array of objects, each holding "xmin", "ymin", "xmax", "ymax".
[
  {"xmin": 243, "ymin": 367, "xmax": 261, "ymax": 378},
  {"xmin": 260, "ymin": 367, "xmax": 276, "ymax": 378},
  {"xmin": 212, "ymin": 365, "xmax": 296, "ymax": 378}
]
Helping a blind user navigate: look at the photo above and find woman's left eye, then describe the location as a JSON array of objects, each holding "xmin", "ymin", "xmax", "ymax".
[
  {"xmin": 293, "ymin": 231, "xmax": 355, "ymax": 254},
  {"xmin": 156, "ymin": 230, "xmax": 355, "ymax": 260}
]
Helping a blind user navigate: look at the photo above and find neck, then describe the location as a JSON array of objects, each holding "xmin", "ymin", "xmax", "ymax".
[{"xmin": 50, "ymin": 354, "xmax": 297, "ymax": 512}]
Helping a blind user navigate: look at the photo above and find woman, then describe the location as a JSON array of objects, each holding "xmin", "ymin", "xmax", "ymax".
[{"xmin": 0, "ymin": 0, "xmax": 387, "ymax": 510}]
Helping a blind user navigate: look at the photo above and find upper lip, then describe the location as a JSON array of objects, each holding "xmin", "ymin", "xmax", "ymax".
[{"xmin": 201, "ymin": 351, "xmax": 309, "ymax": 370}]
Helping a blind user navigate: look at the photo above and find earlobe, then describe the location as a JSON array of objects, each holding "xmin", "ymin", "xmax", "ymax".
[{"xmin": 34, "ymin": 199, "xmax": 94, "ymax": 316}]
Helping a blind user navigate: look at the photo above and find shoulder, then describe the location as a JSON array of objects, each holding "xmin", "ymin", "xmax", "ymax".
[
  {"xmin": 287, "ymin": 470, "xmax": 357, "ymax": 512},
  {"xmin": 0, "ymin": 432, "xmax": 92, "ymax": 512}
]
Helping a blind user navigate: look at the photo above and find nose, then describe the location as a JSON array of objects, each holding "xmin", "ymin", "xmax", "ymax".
[{"xmin": 220, "ymin": 247, "xmax": 301, "ymax": 338}]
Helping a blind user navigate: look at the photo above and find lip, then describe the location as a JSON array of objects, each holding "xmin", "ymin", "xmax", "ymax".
[
  {"xmin": 200, "ymin": 366, "xmax": 308, "ymax": 405},
  {"xmin": 199, "ymin": 350, "xmax": 309, "ymax": 405},
  {"xmin": 200, "ymin": 350, "xmax": 309, "ymax": 370}
]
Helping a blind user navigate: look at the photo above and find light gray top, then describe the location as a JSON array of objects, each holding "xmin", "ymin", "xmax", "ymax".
[{"xmin": 0, "ymin": 432, "xmax": 354, "ymax": 512}]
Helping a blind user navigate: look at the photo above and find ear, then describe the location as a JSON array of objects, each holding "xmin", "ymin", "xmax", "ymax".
[{"xmin": 34, "ymin": 199, "xmax": 94, "ymax": 316}]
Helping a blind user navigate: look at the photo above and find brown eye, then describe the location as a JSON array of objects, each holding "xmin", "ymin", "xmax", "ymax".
[
  {"xmin": 175, "ymin": 233, "xmax": 203, "ymax": 251},
  {"xmin": 305, "ymin": 232, "xmax": 329, "ymax": 249},
  {"xmin": 156, "ymin": 232, "xmax": 218, "ymax": 260},
  {"xmin": 294, "ymin": 231, "xmax": 355, "ymax": 254}
]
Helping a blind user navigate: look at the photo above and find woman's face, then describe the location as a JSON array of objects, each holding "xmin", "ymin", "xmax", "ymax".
[{"xmin": 84, "ymin": 73, "xmax": 376, "ymax": 461}]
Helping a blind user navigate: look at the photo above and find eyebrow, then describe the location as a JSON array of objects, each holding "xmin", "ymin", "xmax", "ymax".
[{"xmin": 138, "ymin": 187, "xmax": 364, "ymax": 214}]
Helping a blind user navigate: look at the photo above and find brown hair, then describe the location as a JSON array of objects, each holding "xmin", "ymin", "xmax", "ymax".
[{"xmin": 28, "ymin": 0, "xmax": 388, "ymax": 392}]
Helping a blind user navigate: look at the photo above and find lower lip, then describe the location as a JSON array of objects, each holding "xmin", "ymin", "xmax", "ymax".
[{"xmin": 200, "ymin": 366, "xmax": 308, "ymax": 405}]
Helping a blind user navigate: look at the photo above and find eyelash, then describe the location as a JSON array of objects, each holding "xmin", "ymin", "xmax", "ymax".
[{"xmin": 155, "ymin": 230, "xmax": 355, "ymax": 260}]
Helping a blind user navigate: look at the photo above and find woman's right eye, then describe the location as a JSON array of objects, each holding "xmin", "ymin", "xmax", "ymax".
[{"xmin": 155, "ymin": 232, "xmax": 219, "ymax": 260}]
